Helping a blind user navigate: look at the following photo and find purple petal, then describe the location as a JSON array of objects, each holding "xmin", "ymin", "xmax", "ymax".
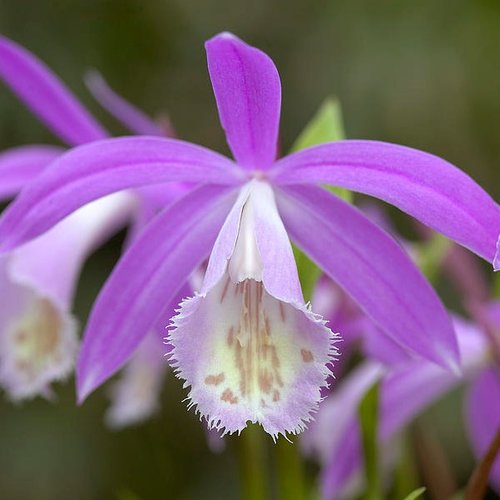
[
  {"xmin": 0, "ymin": 35, "xmax": 106, "ymax": 145},
  {"xmin": 466, "ymin": 367, "xmax": 500, "ymax": 493},
  {"xmin": 0, "ymin": 136, "xmax": 243, "ymax": 251},
  {"xmin": 85, "ymin": 70, "xmax": 166, "ymax": 137},
  {"xmin": 77, "ymin": 185, "xmax": 237, "ymax": 402},
  {"xmin": 276, "ymin": 185, "xmax": 460, "ymax": 371},
  {"xmin": 0, "ymin": 145, "xmax": 64, "ymax": 200},
  {"xmin": 270, "ymin": 140, "xmax": 500, "ymax": 263},
  {"xmin": 302, "ymin": 361, "xmax": 384, "ymax": 464},
  {"xmin": 206, "ymin": 33, "xmax": 281, "ymax": 170}
]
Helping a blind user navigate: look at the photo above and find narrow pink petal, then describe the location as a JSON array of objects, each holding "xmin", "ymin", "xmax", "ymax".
[
  {"xmin": 77, "ymin": 186, "xmax": 237, "ymax": 402},
  {"xmin": 85, "ymin": 70, "xmax": 165, "ymax": 137},
  {"xmin": 0, "ymin": 35, "xmax": 106, "ymax": 145},
  {"xmin": 0, "ymin": 145, "xmax": 64, "ymax": 200},
  {"xmin": 277, "ymin": 185, "xmax": 460, "ymax": 371},
  {"xmin": 270, "ymin": 140, "xmax": 500, "ymax": 264},
  {"xmin": 466, "ymin": 367, "xmax": 500, "ymax": 493},
  {"xmin": 0, "ymin": 136, "xmax": 243, "ymax": 251},
  {"xmin": 206, "ymin": 33, "xmax": 281, "ymax": 170}
]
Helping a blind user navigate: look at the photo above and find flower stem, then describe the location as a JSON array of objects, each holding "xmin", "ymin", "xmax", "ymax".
[
  {"xmin": 275, "ymin": 439, "xmax": 306, "ymax": 500},
  {"xmin": 238, "ymin": 425, "xmax": 269, "ymax": 500}
]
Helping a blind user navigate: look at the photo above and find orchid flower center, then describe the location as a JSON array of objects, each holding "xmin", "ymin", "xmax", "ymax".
[{"xmin": 170, "ymin": 181, "xmax": 336, "ymax": 436}]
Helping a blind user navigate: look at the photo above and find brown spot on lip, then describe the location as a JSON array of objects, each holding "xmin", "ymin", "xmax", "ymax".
[
  {"xmin": 220, "ymin": 277, "xmax": 230, "ymax": 303},
  {"xmin": 221, "ymin": 388, "xmax": 238, "ymax": 404},
  {"xmin": 279, "ymin": 302, "xmax": 286, "ymax": 322},
  {"xmin": 301, "ymin": 349, "xmax": 314, "ymax": 363},
  {"xmin": 258, "ymin": 370, "xmax": 273, "ymax": 394},
  {"xmin": 227, "ymin": 326, "xmax": 234, "ymax": 346},
  {"xmin": 205, "ymin": 373, "xmax": 225, "ymax": 386},
  {"xmin": 272, "ymin": 390, "xmax": 280, "ymax": 402}
]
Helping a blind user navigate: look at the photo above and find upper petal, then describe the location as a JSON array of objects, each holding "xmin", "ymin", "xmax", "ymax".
[
  {"xmin": 206, "ymin": 33, "xmax": 281, "ymax": 170},
  {"xmin": 276, "ymin": 185, "xmax": 460, "ymax": 371},
  {"xmin": 77, "ymin": 185, "xmax": 237, "ymax": 402},
  {"xmin": 0, "ymin": 35, "xmax": 106, "ymax": 145},
  {"xmin": 0, "ymin": 136, "xmax": 242, "ymax": 251},
  {"xmin": 270, "ymin": 140, "xmax": 500, "ymax": 264},
  {"xmin": 0, "ymin": 145, "xmax": 64, "ymax": 201}
]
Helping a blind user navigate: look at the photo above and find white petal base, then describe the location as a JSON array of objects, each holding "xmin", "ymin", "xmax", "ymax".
[
  {"xmin": 169, "ymin": 275, "xmax": 339, "ymax": 438},
  {"xmin": 1, "ymin": 294, "xmax": 78, "ymax": 400}
]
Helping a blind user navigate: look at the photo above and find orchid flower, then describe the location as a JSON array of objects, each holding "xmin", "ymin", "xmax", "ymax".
[
  {"xmin": 1, "ymin": 33, "xmax": 499, "ymax": 437},
  {"xmin": 0, "ymin": 35, "xmax": 171, "ymax": 403},
  {"xmin": 307, "ymin": 242, "xmax": 500, "ymax": 497},
  {"xmin": 308, "ymin": 312, "xmax": 498, "ymax": 499}
]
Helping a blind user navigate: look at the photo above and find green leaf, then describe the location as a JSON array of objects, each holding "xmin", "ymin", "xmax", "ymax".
[
  {"xmin": 416, "ymin": 233, "xmax": 450, "ymax": 284},
  {"xmin": 402, "ymin": 487, "xmax": 426, "ymax": 500},
  {"xmin": 293, "ymin": 244, "xmax": 322, "ymax": 302},
  {"xmin": 292, "ymin": 97, "xmax": 345, "ymax": 151},
  {"xmin": 290, "ymin": 97, "xmax": 353, "ymax": 300},
  {"xmin": 358, "ymin": 382, "xmax": 382, "ymax": 500},
  {"xmin": 291, "ymin": 97, "xmax": 353, "ymax": 203}
]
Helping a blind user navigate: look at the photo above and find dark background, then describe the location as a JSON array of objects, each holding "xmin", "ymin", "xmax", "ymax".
[{"xmin": 0, "ymin": 1, "xmax": 499, "ymax": 498}]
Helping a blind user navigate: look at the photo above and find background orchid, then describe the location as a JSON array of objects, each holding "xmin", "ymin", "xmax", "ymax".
[
  {"xmin": 0, "ymin": 35, "xmax": 183, "ymax": 425},
  {"xmin": 306, "ymin": 255, "xmax": 500, "ymax": 498},
  {"xmin": 1, "ymin": 32, "xmax": 499, "ymax": 440}
]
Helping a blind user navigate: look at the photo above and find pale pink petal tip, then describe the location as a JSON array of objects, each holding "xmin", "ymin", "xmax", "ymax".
[
  {"xmin": 105, "ymin": 334, "xmax": 166, "ymax": 429},
  {"xmin": 494, "ymin": 234, "xmax": 500, "ymax": 271},
  {"xmin": 168, "ymin": 277, "xmax": 340, "ymax": 440},
  {"xmin": 0, "ymin": 292, "xmax": 78, "ymax": 400}
]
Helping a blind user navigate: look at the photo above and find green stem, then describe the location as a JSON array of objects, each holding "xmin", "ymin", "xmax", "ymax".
[
  {"xmin": 238, "ymin": 425, "xmax": 269, "ymax": 500},
  {"xmin": 275, "ymin": 439, "xmax": 306, "ymax": 500}
]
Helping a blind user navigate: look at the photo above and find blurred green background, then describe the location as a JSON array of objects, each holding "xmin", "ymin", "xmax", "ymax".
[{"xmin": 1, "ymin": 1, "xmax": 500, "ymax": 499}]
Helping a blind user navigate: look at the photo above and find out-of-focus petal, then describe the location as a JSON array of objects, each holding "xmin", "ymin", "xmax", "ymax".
[
  {"xmin": 0, "ymin": 136, "xmax": 243, "ymax": 251},
  {"xmin": 465, "ymin": 367, "xmax": 500, "ymax": 493},
  {"xmin": 77, "ymin": 185, "xmax": 237, "ymax": 402},
  {"xmin": 0, "ymin": 192, "xmax": 133, "ymax": 400},
  {"xmin": 0, "ymin": 255, "xmax": 78, "ymax": 400},
  {"xmin": 276, "ymin": 185, "xmax": 460, "ymax": 371},
  {"xmin": 85, "ymin": 70, "xmax": 165, "ymax": 137},
  {"xmin": 206, "ymin": 33, "xmax": 281, "ymax": 170},
  {"xmin": 320, "ymin": 317, "xmax": 488, "ymax": 498},
  {"xmin": 302, "ymin": 361, "xmax": 384, "ymax": 463},
  {"xmin": 10, "ymin": 192, "xmax": 134, "ymax": 306},
  {"xmin": 105, "ymin": 333, "xmax": 166, "ymax": 428},
  {"xmin": 0, "ymin": 145, "xmax": 64, "ymax": 200},
  {"xmin": 271, "ymin": 140, "xmax": 500, "ymax": 264},
  {"xmin": 0, "ymin": 35, "xmax": 106, "ymax": 145}
]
